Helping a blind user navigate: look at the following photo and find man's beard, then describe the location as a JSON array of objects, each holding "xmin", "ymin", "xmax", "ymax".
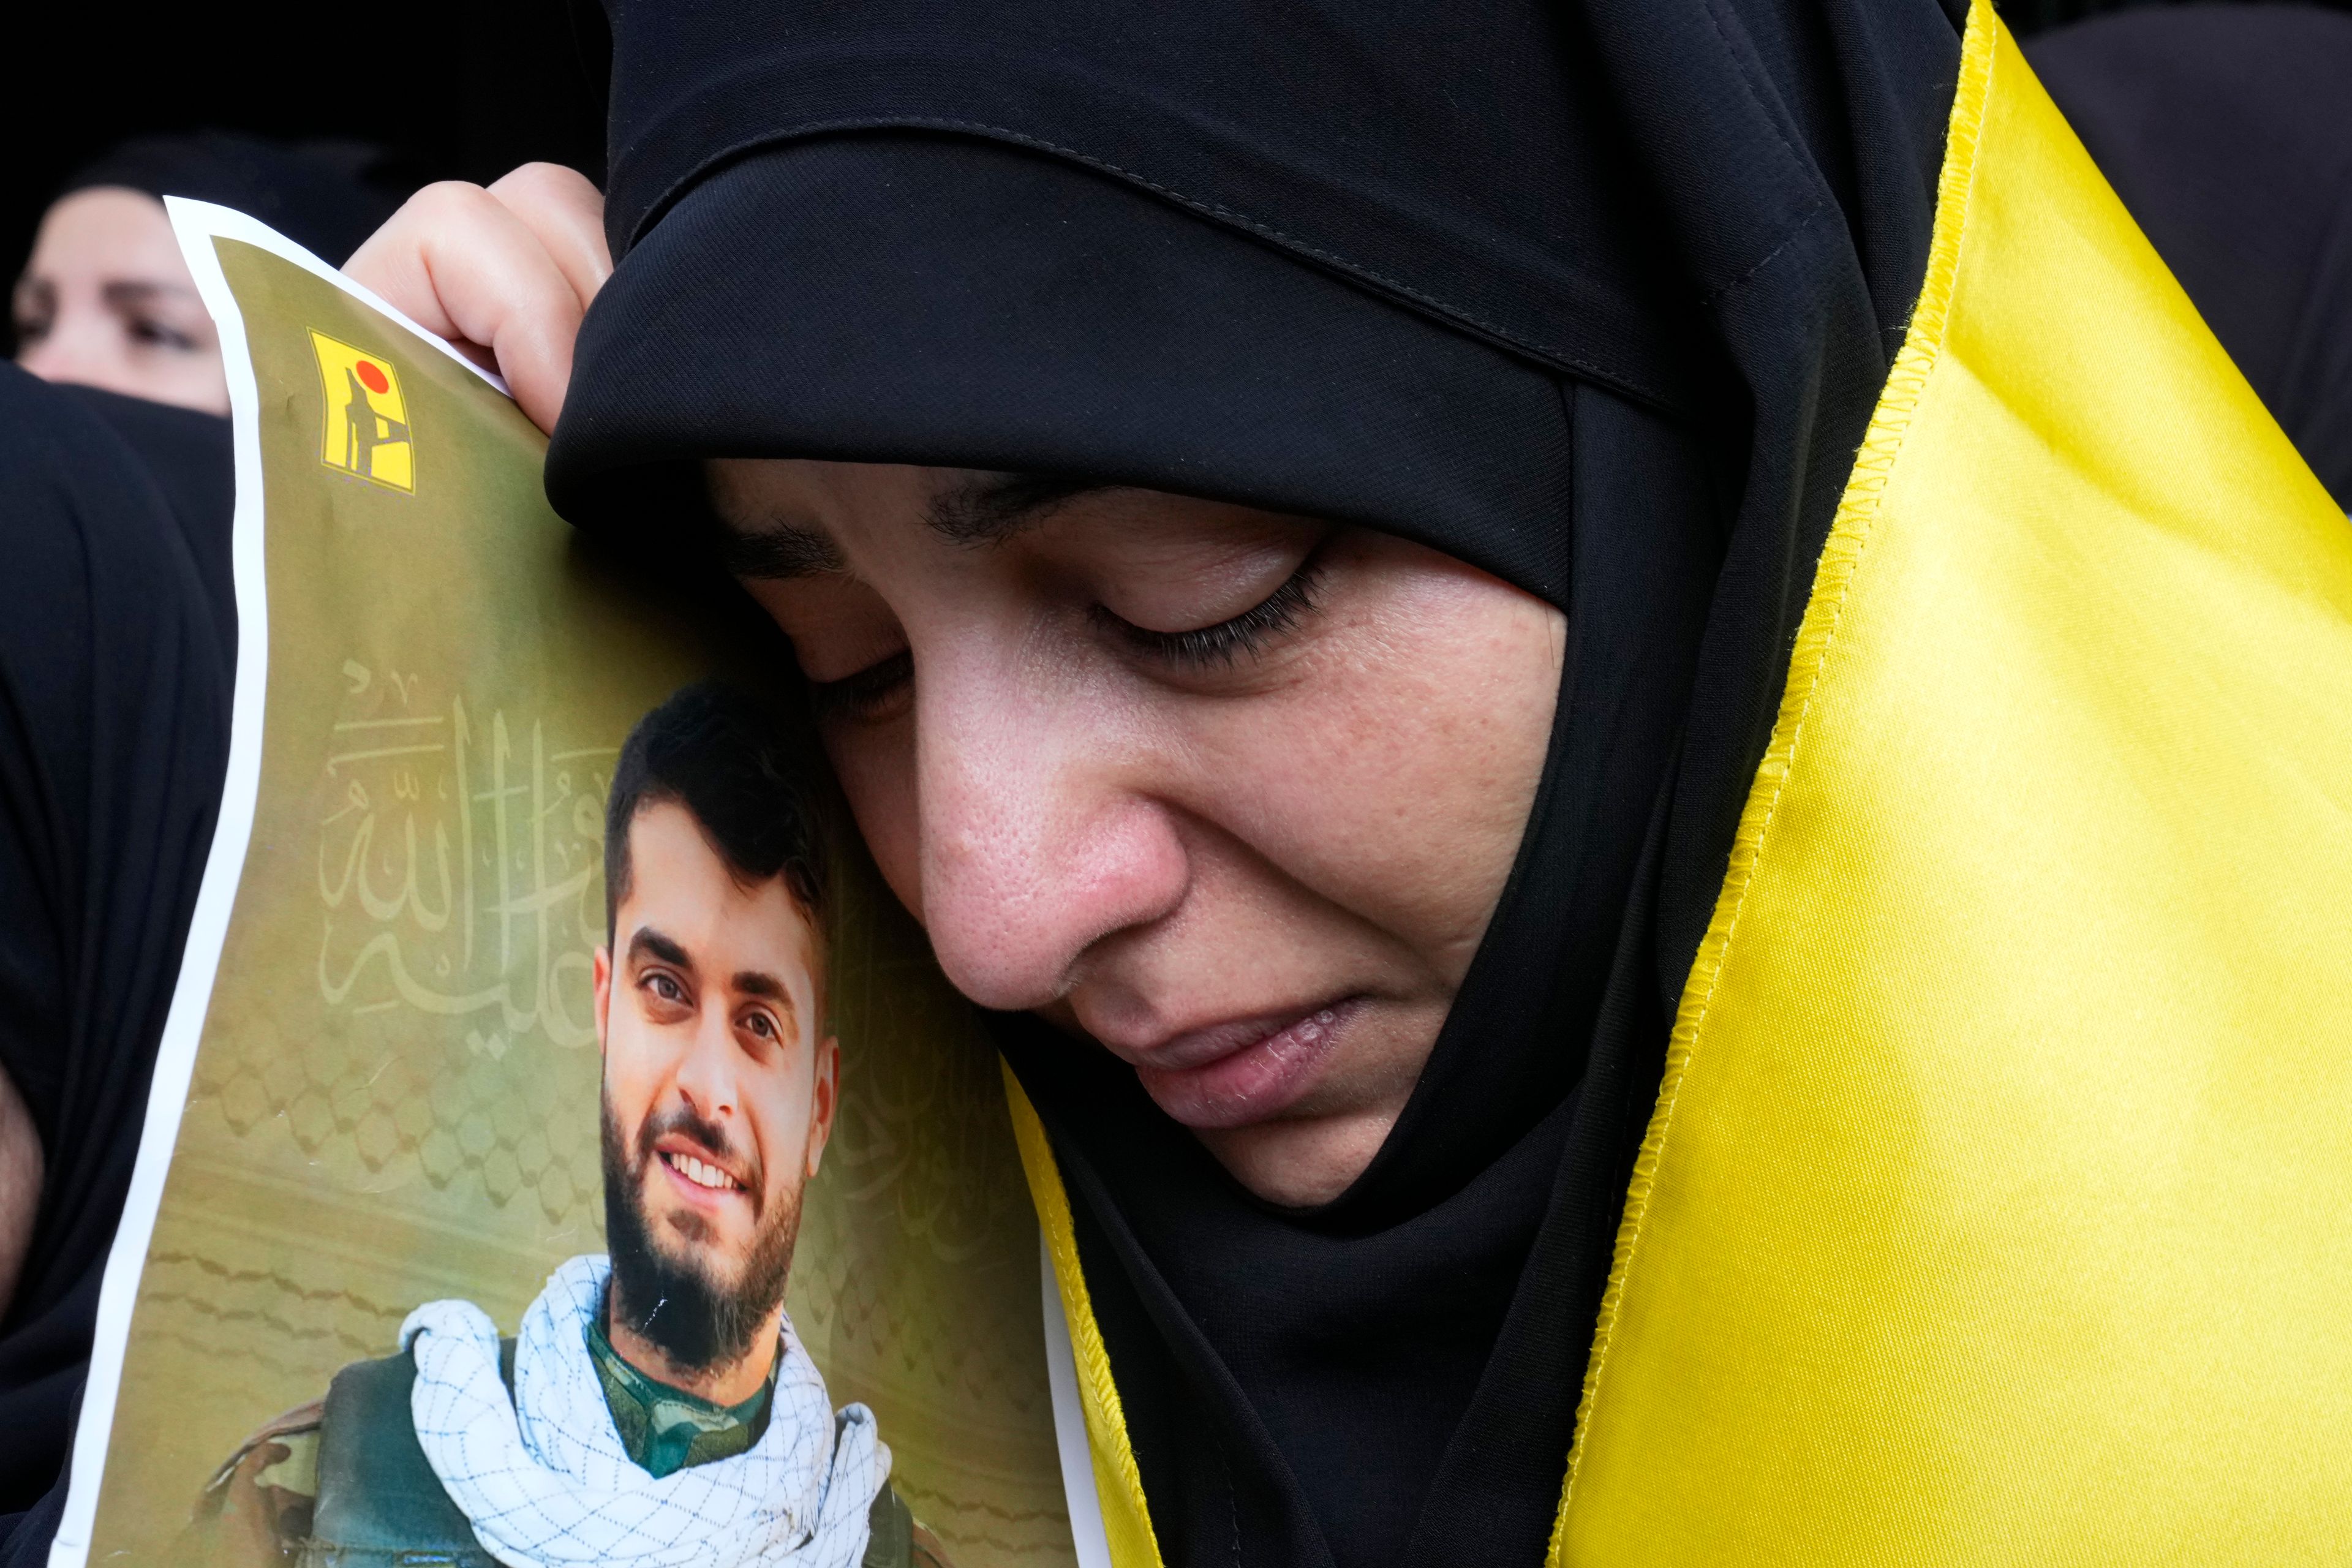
[{"xmin": 601, "ymin": 1091, "xmax": 801, "ymax": 1374}]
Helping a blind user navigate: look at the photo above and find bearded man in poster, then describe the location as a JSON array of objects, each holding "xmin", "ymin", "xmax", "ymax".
[{"xmin": 188, "ymin": 684, "xmax": 947, "ymax": 1568}]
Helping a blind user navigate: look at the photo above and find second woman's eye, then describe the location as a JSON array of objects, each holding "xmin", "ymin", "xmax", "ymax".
[
  {"xmin": 127, "ymin": 317, "xmax": 198, "ymax": 352},
  {"xmin": 809, "ymin": 648, "xmax": 913, "ymax": 723},
  {"xmin": 1097, "ymin": 557, "xmax": 1326, "ymax": 673}
]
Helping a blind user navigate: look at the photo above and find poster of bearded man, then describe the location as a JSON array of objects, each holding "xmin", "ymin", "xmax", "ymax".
[
  {"xmin": 48, "ymin": 205, "xmax": 1090, "ymax": 1568},
  {"xmin": 187, "ymin": 685, "xmax": 946, "ymax": 1568}
]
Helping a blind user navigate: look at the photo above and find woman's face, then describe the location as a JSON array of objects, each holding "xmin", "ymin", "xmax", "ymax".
[
  {"xmin": 709, "ymin": 459, "xmax": 1564, "ymax": 1206},
  {"xmin": 12, "ymin": 187, "xmax": 228, "ymax": 415}
]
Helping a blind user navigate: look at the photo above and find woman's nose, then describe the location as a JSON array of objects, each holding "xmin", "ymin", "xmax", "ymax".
[{"xmin": 912, "ymin": 654, "xmax": 1188, "ymax": 1013}]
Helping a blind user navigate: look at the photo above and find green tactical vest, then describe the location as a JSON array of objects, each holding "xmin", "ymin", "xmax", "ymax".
[{"xmin": 298, "ymin": 1344, "xmax": 919, "ymax": 1568}]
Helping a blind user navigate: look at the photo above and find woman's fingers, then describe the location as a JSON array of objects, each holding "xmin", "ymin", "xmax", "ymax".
[
  {"xmin": 343, "ymin": 168, "xmax": 606, "ymax": 435},
  {"xmin": 486, "ymin": 162, "xmax": 612, "ymax": 312}
]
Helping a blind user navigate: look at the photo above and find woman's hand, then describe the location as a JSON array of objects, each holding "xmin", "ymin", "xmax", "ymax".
[{"xmin": 344, "ymin": 163, "xmax": 609, "ymax": 434}]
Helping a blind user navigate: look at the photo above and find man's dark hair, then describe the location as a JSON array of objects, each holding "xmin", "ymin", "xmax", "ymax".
[{"xmin": 604, "ymin": 682, "xmax": 824, "ymax": 933}]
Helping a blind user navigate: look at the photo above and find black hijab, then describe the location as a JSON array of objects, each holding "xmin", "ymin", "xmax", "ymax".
[
  {"xmin": 0, "ymin": 366, "xmax": 232, "ymax": 1557},
  {"xmin": 59, "ymin": 130, "xmax": 408, "ymax": 268},
  {"xmin": 546, "ymin": 2, "xmax": 1962, "ymax": 1562},
  {"xmin": 2031, "ymin": 4, "xmax": 2352, "ymax": 511}
]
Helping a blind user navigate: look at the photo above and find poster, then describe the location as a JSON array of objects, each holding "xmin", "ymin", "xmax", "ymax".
[{"xmin": 48, "ymin": 203, "xmax": 1102, "ymax": 1568}]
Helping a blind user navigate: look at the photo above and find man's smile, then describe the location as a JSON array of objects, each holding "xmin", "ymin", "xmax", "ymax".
[
  {"xmin": 661, "ymin": 1149, "xmax": 741, "ymax": 1192},
  {"xmin": 649, "ymin": 1128, "xmax": 755, "ymax": 1213}
]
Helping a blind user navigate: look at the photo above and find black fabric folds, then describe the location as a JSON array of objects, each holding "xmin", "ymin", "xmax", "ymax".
[
  {"xmin": 2032, "ymin": 4, "xmax": 2352, "ymax": 510},
  {"xmin": 0, "ymin": 365, "xmax": 232, "ymax": 1553},
  {"xmin": 555, "ymin": 138, "xmax": 1581, "ymax": 603},
  {"xmin": 55, "ymin": 387, "xmax": 238, "ymax": 666},
  {"xmin": 546, "ymin": 2, "xmax": 1964, "ymax": 1563},
  {"xmin": 61, "ymin": 131, "xmax": 409, "ymax": 268}
]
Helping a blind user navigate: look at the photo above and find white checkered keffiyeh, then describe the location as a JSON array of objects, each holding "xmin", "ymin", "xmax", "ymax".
[{"xmin": 401, "ymin": 1254, "xmax": 888, "ymax": 1568}]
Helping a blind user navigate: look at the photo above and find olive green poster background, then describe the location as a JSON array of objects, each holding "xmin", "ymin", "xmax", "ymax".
[{"xmin": 82, "ymin": 238, "xmax": 1070, "ymax": 1566}]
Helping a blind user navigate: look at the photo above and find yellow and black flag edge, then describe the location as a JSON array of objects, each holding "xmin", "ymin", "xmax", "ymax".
[{"xmin": 1557, "ymin": 1, "xmax": 2352, "ymax": 1562}]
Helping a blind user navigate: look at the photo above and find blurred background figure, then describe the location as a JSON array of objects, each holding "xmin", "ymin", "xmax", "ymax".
[
  {"xmin": 13, "ymin": 134, "xmax": 410, "ymax": 413},
  {"xmin": 1, "ymin": 0, "xmax": 609, "ymax": 330},
  {"xmin": 2031, "ymin": 3, "xmax": 2352, "ymax": 511},
  {"xmin": 0, "ymin": 11, "xmax": 609, "ymax": 1554}
]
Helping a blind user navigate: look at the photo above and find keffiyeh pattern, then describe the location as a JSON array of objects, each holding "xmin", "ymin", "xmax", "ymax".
[{"xmin": 402, "ymin": 1254, "xmax": 887, "ymax": 1568}]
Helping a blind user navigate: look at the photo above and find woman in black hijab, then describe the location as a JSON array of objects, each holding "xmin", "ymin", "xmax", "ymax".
[
  {"xmin": 514, "ymin": 0, "xmax": 1964, "ymax": 1562},
  {"xmin": 0, "ymin": 363, "xmax": 232, "ymax": 1558},
  {"xmin": 0, "ymin": 154, "xmax": 597, "ymax": 1566},
  {"xmin": 40, "ymin": 0, "xmax": 2344, "ymax": 1556},
  {"xmin": 0, "ymin": 155, "xmax": 399, "ymax": 1464},
  {"xmin": 0, "ymin": 154, "xmax": 350, "ymax": 1522},
  {"xmin": 13, "ymin": 132, "xmax": 409, "ymax": 415}
]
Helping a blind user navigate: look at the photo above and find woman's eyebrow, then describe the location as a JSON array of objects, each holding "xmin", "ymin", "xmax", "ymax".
[
  {"xmin": 99, "ymin": 280, "xmax": 203, "ymax": 309},
  {"xmin": 714, "ymin": 518, "xmax": 846, "ymax": 580},
  {"xmin": 715, "ymin": 472, "xmax": 1118, "ymax": 578},
  {"xmin": 925, "ymin": 473, "xmax": 1115, "ymax": 546}
]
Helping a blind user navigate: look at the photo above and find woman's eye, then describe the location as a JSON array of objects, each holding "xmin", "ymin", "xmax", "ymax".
[
  {"xmin": 1098, "ymin": 558, "xmax": 1325, "ymax": 672},
  {"xmin": 128, "ymin": 317, "xmax": 198, "ymax": 352},
  {"xmin": 809, "ymin": 648, "xmax": 913, "ymax": 723}
]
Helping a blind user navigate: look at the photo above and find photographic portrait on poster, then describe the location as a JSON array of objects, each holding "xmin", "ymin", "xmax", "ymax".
[
  {"xmin": 183, "ymin": 684, "xmax": 951, "ymax": 1568},
  {"xmin": 58, "ymin": 215, "xmax": 1076, "ymax": 1568}
]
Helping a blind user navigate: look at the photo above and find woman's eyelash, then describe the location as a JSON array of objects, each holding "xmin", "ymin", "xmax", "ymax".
[
  {"xmin": 1101, "ymin": 560, "xmax": 1325, "ymax": 672},
  {"xmin": 129, "ymin": 318, "xmax": 198, "ymax": 352},
  {"xmin": 810, "ymin": 559, "xmax": 1324, "ymax": 717},
  {"xmin": 809, "ymin": 648, "xmax": 913, "ymax": 720}
]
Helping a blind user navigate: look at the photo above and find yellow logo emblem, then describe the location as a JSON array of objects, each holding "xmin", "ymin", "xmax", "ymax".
[{"xmin": 311, "ymin": 332, "xmax": 413, "ymax": 492}]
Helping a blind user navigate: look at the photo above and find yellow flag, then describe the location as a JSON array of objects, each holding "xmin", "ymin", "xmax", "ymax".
[{"xmin": 309, "ymin": 331, "xmax": 413, "ymax": 492}]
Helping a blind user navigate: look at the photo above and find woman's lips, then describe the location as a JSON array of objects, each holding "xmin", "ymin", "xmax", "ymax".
[{"xmin": 1130, "ymin": 998, "xmax": 1359, "ymax": 1129}]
